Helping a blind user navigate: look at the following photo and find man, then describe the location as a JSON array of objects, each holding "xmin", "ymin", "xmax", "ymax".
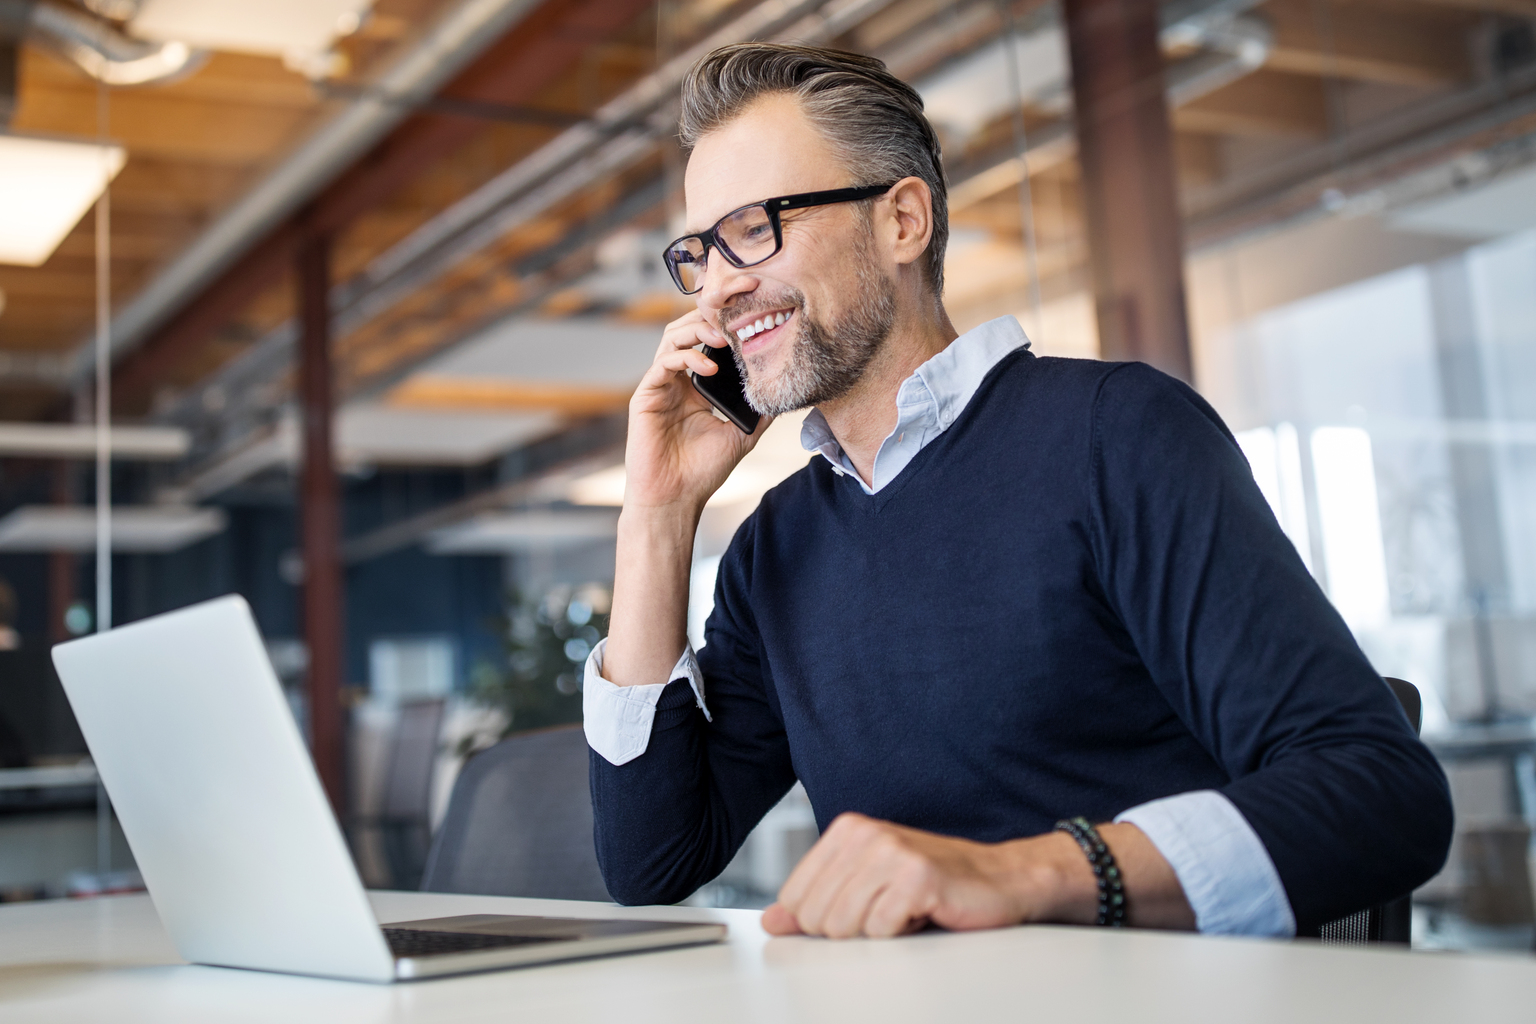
[{"xmin": 581, "ymin": 43, "xmax": 1451, "ymax": 939}]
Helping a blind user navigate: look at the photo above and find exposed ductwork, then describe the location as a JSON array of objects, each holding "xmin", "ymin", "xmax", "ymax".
[
  {"xmin": 0, "ymin": 0, "xmax": 203, "ymax": 86},
  {"xmin": 155, "ymin": 0, "xmax": 1277, "ymax": 493},
  {"xmin": 154, "ymin": 0, "xmax": 900, "ymax": 492},
  {"xmin": 156, "ymin": 0, "xmax": 891, "ymax": 419},
  {"xmin": 1163, "ymin": 7, "xmax": 1272, "ymax": 106},
  {"xmin": 63, "ymin": 0, "xmax": 548, "ymax": 385}
]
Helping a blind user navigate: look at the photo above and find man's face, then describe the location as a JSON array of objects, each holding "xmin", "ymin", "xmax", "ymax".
[{"xmin": 684, "ymin": 93, "xmax": 896, "ymax": 416}]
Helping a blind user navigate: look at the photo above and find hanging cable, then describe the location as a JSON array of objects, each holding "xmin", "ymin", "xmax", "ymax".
[
  {"xmin": 93, "ymin": 76, "xmax": 112, "ymax": 878},
  {"xmin": 999, "ymin": 0, "xmax": 1045, "ymax": 346},
  {"xmin": 94, "ymin": 80, "xmax": 111, "ymax": 635}
]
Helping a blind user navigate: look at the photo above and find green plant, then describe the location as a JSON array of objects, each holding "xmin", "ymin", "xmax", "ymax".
[{"xmin": 470, "ymin": 582, "xmax": 611, "ymax": 737}]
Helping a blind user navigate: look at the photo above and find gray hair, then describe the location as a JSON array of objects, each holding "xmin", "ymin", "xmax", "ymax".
[{"xmin": 678, "ymin": 43, "xmax": 948, "ymax": 294}]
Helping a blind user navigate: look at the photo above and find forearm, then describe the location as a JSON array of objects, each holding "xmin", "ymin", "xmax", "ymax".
[
  {"xmin": 590, "ymin": 682, "xmax": 726, "ymax": 904},
  {"xmin": 1223, "ymin": 743, "xmax": 1451, "ymax": 930},
  {"xmin": 766, "ymin": 814, "xmax": 1194, "ymax": 937},
  {"xmin": 592, "ymin": 673, "xmax": 796, "ymax": 904},
  {"xmin": 605, "ymin": 505, "xmax": 700, "ymax": 687},
  {"xmin": 1096, "ymin": 823, "xmax": 1196, "ymax": 928},
  {"xmin": 995, "ymin": 823, "xmax": 1194, "ymax": 930}
]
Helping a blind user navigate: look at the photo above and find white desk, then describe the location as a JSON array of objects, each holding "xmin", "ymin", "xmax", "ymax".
[{"xmin": 0, "ymin": 890, "xmax": 1532, "ymax": 1023}]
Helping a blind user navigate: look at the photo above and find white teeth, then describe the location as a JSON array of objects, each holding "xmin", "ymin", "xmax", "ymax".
[{"xmin": 736, "ymin": 313, "xmax": 791, "ymax": 340}]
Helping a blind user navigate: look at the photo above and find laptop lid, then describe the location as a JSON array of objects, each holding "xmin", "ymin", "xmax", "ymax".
[{"xmin": 52, "ymin": 595, "xmax": 395, "ymax": 983}]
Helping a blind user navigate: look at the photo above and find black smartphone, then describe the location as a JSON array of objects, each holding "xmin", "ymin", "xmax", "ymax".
[{"xmin": 691, "ymin": 342, "xmax": 761, "ymax": 434}]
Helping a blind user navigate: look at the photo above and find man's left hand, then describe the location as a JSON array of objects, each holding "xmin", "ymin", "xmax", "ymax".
[{"xmin": 761, "ymin": 812, "xmax": 1194, "ymax": 938}]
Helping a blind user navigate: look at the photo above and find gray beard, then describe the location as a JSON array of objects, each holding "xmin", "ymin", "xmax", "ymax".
[{"xmin": 725, "ymin": 250, "xmax": 897, "ymax": 417}]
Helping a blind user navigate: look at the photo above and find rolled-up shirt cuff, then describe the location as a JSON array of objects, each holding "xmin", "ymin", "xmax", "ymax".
[
  {"xmin": 582, "ymin": 638, "xmax": 709, "ymax": 766},
  {"xmin": 1116, "ymin": 790, "xmax": 1296, "ymax": 937}
]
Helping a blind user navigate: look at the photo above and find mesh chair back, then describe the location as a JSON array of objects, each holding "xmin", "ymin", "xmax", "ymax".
[
  {"xmin": 371, "ymin": 698, "xmax": 445, "ymax": 890},
  {"xmin": 420, "ymin": 724, "xmax": 611, "ymax": 902},
  {"xmin": 1314, "ymin": 677, "xmax": 1421, "ymax": 946},
  {"xmin": 382, "ymin": 699, "xmax": 445, "ymax": 819}
]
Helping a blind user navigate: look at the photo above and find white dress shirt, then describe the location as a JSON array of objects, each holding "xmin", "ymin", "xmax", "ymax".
[{"xmin": 584, "ymin": 315, "xmax": 1296, "ymax": 937}]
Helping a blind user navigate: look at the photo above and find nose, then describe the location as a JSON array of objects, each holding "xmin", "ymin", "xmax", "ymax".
[{"xmin": 696, "ymin": 251, "xmax": 757, "ymax": 318}]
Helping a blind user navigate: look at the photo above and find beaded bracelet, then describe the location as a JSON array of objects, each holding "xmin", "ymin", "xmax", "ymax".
[{"xmin": 1054, "ymin": 817, "xmax": 1127, "ymax": 927}]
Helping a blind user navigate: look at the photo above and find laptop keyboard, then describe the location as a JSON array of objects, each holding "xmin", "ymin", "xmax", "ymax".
[{"xmin": 383, "ymin": 927, "xmax": 566, "ymax": 958}]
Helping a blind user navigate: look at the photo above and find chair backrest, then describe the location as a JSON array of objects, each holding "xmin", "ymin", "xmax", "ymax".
[
  {"xmin": 419, "ymin": 723, "xmax": 610, "ymax": 902},
  {"xmin": 1314, "ymin": 677, "xmax": 1422, "ymax": 946},
  {"xmin": 380, "ymin": 698, "xmax": 445, "ymax": 820},
  {"xmin": 1384, "ymin": 676, "xmax": 1422, "ymax": 735}
]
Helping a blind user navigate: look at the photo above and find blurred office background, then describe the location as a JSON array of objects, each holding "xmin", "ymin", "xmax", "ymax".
[{"xmin": 0, "ymin": 0, "xmax": 1533, "ymax": 952}]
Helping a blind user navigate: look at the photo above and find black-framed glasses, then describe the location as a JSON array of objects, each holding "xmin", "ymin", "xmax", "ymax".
[{"xmin": 661, "ymin": 183, "xmax": 895, "ymax": 294}]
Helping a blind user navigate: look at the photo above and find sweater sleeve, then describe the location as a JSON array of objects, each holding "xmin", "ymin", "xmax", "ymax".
[
  {"xmin": 589, "ymin": 514, "xmax": 798, "ymax": 906},
  {"xmin": 1086, "ymin": 363, "xmax": 1452, "ymax": 931}
]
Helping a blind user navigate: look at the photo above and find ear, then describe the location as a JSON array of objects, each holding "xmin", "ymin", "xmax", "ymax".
[{"xmin": 884, "ymin": 176, "xmax": 935, "ymax": 270}]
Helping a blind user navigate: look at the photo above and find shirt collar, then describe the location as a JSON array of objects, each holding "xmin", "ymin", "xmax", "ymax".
[{"xmin": 799, "ymin": 315, "xmax": 1030, "ymax": 468}]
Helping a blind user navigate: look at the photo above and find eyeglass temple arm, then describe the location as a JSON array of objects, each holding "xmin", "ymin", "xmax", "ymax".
[{"xmin": 771, "ymin": 184, "xmax": 893, "ymax": 212}]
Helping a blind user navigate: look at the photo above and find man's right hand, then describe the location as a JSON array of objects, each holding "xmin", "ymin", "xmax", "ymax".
[
  {"xmin": 624, "ymin": 308, "xmax": 769, "ymax": 514},
  {"xmin": 603, "ymin": 309, "xmax": 768, "ymax": 689}
]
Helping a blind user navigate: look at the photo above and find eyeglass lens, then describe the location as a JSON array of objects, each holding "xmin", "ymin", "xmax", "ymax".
[{"xmin": 666, "ymin": 204, "xmax": 778, "ymax": 293}]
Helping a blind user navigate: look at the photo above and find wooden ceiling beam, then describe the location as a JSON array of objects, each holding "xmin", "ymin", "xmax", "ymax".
[
  {"xmin": 111, "ymin": 0, "xmax": 659, "ymax": 408},
  {"xmin": 0, "ymin": 270, "xmax": 98, "ymax": 301},
  {"xmin": 305, "ymin": 0, "xmax": 657, "ymax": 238},
  {"xmin": 110, "ymin": 223, "xmax": 306, "ymax": 402},
  {"xmin": 21, "ymin": 49, "xmax": 322, "ymax": 109},
  {"xmin": 385, "ymin": 376, "xmax": 632, "ymax": 415},
  {"xmin": 1174, "ymin": 70, "xmax": 1330, "ymax": 137},
  {"xmin": 1390, "ymin": 0, "xmax": 1536, "ymax": 20},
  {"xmin": 105, "ymin": 162, "xmax": 255, "ymax": 212},
  {"xmin": 16, "ymin": 88, "xmax": 321, "ymax": 165},
  {"xmin": 1261, "ymin": 0, "xmax": 1473, "ymax": 87}
]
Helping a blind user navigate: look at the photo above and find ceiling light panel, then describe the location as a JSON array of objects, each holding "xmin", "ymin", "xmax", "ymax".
[
  {"xmin": 0, "ymin": 506, "xmax": 226, "ymax": 553},
  {"xmin": 0, "ymin": 135, "xmax": 125, "ymax": 266},
  {"xmin": 130, "ymin": 0, "xmax": 375, "ymax": 63},
  {"xmin": 426, "ymin": 511, "xmax": 621, "ymax": 554},
  {"xmin": 0, "ymin": 423, "xmax": 190, "ymax": 459}
]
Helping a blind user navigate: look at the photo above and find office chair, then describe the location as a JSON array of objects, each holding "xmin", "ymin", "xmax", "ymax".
[
  {"xmin": 1306, "ymin": 676, "xmax": 1422, "ymax": 946},
  {"xmin": 419, "ymin": 723, "xmax": 611, "ymax": 902},
  {"xmin": 355, "ymin": 698, "xmax": 445, "ymax": 891}
]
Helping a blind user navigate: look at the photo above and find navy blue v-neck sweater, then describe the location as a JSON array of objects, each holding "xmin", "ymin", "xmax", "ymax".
[{"xmin": 590, "ymin": 351, "xmax": 1452, "ymax": 930}]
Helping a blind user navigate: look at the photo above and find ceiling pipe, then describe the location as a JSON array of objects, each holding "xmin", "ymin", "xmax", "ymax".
[
  {"xmin": 324, "ymin": 0, "xmax": 1269, "ymax": 347},
  {"xmin": 946, "ymin": 0, "xmax": 1272, "ymax": 212},
  {"xmin": 0, "ymin": 0, "xmax": 202, "ymax": 85},
  {"xmin": 1164, "ymin": 11, "xmax": 1271, "ymax": 106},
  {"xmin": 157, "ymin": 0, "xmax": 895, "ymax": 446},
  {"xmin": 63, "ymin": 0, "xmax": 549, "ymax": 385},
  {"xmin": 161, "ymin": 0, "xmax": 1276, "ymax": 499}
]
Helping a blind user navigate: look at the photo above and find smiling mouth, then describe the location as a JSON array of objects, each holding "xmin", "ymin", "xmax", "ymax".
[{"xmin": 734, "ymin": 309, "xmax": 793, "ymax": 343}]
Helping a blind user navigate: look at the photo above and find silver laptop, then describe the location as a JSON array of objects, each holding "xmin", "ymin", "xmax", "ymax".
[{"xmin": 51, "ymin": 594, "xmax": 724, "ymax": 983}]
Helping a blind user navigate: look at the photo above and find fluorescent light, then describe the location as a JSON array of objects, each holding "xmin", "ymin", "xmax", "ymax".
[
  {"xmin": 131, "ymin": 0, "xmax": 375, "ymax": 61},
  {"xmin": 566, "ymin": 463, "xmax": 790, "ymax": 509},
  {"xmin": 0, "ymin": 506, "xmax": 226, "ymax": 553},
  {"xmin": 0, "ymin": 423, "xmax": 189, "ymax": 460},
  {"xmin": 567, "ymin": 465, "xmax": 627, "ymax": 506},
  {"xmin": 337, "ymin": 405, "xmax": 562, "ymax": 466},
  {"xmin": 0, "ymin": 135, "xmax": 125, "ymax": 266},
  {"xmin": 568, "ymin": 410, "xmax": 815, "ymax": 510},
  {"xmin": 425, "ymin": 511, "xmax": 620, "ymax": 553}
]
